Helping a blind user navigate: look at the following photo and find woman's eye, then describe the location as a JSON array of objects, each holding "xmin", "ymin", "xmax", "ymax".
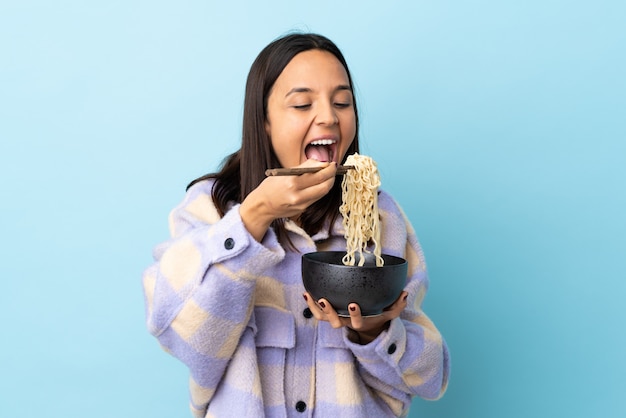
[
  {"xmin": 293, "ymin": 104, "xmax": 311, "ymax": 110},
  {"xmin": 334, "ymin": 102, "xmax": 351, "ymax": 109}
]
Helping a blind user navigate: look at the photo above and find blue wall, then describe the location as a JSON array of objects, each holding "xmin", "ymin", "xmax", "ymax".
[{"xmin": 2, "ymin": 1, "xmax": 624, "ymax": 417}]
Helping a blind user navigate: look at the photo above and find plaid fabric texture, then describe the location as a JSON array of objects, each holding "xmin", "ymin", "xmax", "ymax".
[{"xmin": 143, "ymin": 179, "xmax": 449, "ymax": 417}]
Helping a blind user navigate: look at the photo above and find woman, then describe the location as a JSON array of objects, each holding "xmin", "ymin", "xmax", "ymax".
[{"xmin": 143, "ymin": 32, "xmax": 449, "ymax": 417}]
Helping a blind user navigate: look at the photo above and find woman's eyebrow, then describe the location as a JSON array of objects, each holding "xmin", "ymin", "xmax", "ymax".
[
  {"xmin": 285, "ymin": 87, "xmax": 312, "ymax": 97},
  {"xmin": 285, "ymin": 85, "xmax": 352, "ymax": 97}
]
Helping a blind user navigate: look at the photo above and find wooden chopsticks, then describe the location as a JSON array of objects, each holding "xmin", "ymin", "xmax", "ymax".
[{"xmin": 265, "ymin": 165, "xmax": 354, "ymax": 176}]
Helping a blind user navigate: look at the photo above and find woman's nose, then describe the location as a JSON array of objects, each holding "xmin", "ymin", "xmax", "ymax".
[{"xmin": 316, "ymin": 102, "xmax": 339, "ymax": 126}]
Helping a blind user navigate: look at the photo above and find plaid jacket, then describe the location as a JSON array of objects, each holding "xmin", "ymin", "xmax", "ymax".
[{"xmin": 143, "ymin": 179, "xmax": 449, "ymax": 417}]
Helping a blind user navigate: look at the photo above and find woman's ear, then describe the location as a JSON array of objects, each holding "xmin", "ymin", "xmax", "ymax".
[{"xmin": 264, "ymin": 119, "xmax": 271, "ymax": 137}]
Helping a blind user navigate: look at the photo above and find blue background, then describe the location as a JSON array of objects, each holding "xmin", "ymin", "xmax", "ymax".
[{"xmin": 2, "ymin": 1, "xmax": 624, "ymax": 417}]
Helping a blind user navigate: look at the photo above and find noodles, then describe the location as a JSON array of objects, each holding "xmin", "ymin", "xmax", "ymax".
[{"xmin": 340, "ymin": 153, "xmax": 384, "ymax": 267}]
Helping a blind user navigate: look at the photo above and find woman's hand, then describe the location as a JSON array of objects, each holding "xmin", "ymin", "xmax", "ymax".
[
  {"xmin": 240, "ymin": 160, "xmax": 337, "ymax": 241},
  {"xmin": 303, "ymin": 290, "xmax": 409, "ymax": 345}
]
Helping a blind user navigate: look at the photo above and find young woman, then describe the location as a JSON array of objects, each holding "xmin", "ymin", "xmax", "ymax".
[{"xmin": 143, "ymin": 32, "xmax": 449, "ymax": 417}]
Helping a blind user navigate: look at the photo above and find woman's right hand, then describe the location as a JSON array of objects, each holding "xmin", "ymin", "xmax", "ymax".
[{"xmin": 239, "ymin": 160, "xmax": 338, "ymax": 241}]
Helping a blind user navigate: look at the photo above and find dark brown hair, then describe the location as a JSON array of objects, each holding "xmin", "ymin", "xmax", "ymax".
[{"xmin": 188, "ymin": 33, "xmax": 360, "ymax": 246}]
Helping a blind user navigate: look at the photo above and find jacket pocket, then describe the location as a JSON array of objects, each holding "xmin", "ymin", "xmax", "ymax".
[
  {"xmin": 254, "ymin": 306, "xmax": 296, "ymax": 348},
  {"xmin": 254, "ymin": 306, "xmax": 295, "ymax": 416},
  {"xmin": 318, "ymin": 320, "xmax": 347, "ymax": 349}
]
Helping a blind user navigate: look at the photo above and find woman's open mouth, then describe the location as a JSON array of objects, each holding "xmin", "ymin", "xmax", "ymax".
[{"xmin": 305, "ymin": 139, "xmax": 336, "ymax": 162}]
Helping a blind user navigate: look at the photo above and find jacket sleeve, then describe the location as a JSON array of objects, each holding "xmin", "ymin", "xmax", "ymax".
[
  {"xmin": 343, "ymin": 193, "xmax": 450, "ymax": 413},
  {"xmin": 142, "ymin": 180, "xmax": 285, "ymax": 411}
]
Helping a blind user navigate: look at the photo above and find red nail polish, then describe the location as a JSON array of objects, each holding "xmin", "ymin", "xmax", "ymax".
[
  {"xmin": 303, "ymin": 294, "xmax": 308, "ymax": 301},
  {"xmin": 349, "ymin": 305, "xmax": 356, "ymax": 312},
  {"xmin": 319, "ymin": 301, "xmax": 326, "ymax": 309}
]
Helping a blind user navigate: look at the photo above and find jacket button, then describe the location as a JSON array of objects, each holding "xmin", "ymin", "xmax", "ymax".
[
  {"xmin": 387, "ymin": 343, "xmax": 397, "ymax": 355},
  {"xmin": 224, "ymin": 238, "xmax": 235, "ymax": 250},
  {"xmin": 303, "ymin": 308, "xmax": 313, "ymax": 318},
  {"xmin": 295, "ymin": 400, "xmax": 307, "ymax": 412}
]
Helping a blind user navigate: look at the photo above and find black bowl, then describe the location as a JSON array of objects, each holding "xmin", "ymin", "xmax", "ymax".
[{"xmin": 302, "ymin": 251, "xmax": 408, "ymax": 316}]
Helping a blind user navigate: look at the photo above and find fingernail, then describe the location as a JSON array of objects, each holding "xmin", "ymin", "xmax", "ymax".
[
  {"xmin": 303, "ymin": 294, "xmax": 308, "ymax": 301},
  {"xmin": 403, "ymin": 294, "xmax": 408, "ymax": 301},
  {"xmin": 349, "ymin": 305, "xmax": 356, "ymax": 312},
  {"xmin": 319, "ymin": 301, "xmax": 326, "ymax": 309}
]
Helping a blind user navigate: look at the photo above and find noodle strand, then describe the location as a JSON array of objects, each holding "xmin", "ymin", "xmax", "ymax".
[{"xmin": 340, "ymin": 153, "xmax": 384, "ymax": 267}]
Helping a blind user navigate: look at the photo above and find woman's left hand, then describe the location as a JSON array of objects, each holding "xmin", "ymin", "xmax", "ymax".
[{"xmin": 303, "ymin": 290, "xmax": 408, "ymax": 345}]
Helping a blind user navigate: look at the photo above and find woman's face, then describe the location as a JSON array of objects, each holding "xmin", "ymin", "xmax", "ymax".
[{"xmin": 265, "ymin": 49, "xmax": 356, "ymax": 168}]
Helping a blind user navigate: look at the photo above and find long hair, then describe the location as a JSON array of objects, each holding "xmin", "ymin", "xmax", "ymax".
[{"xmin": 188, "ymin": 33, "xmax": 360, "ymax": 246}]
